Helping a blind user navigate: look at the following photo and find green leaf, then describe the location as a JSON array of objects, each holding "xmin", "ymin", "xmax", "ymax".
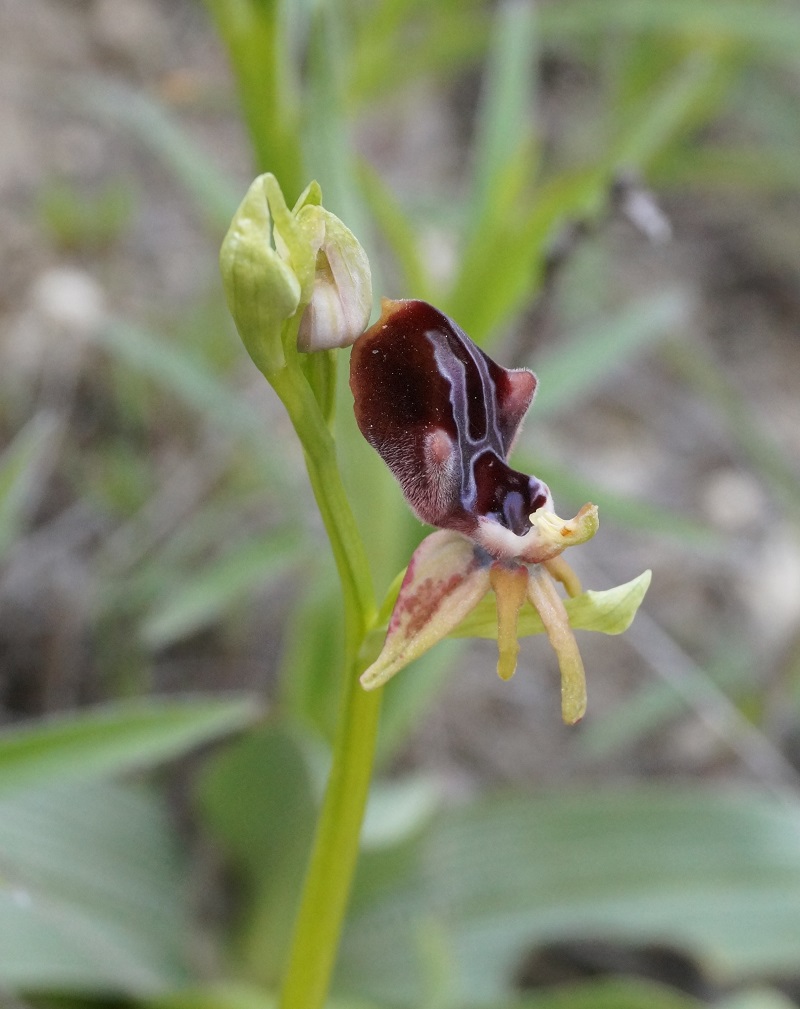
[
  {"xmin": 0, "ymin": 413, "xmax": 57, "ymax": 559},
  {"xmin": 339, "ymin": 787, "xmax": 800, "ymax": 1005},
  {"xmin": 446, "ymin": 168, "xmax": 600, "ymax": 343},
  {"xmin": 610, "ymin": 51, "xmax": 724, "ymax": 172},
  {"xmin": 349, "ymin": 0, "xmax": 489, "ymax": 106},
  {"xmin": 150, "ymin": 982, "xmax": 381, "ymax": 1009},
  {"xmin": 141, "ymin": 529, "xmax": 302, "ymax": 649},
  {"xmin": 716, "ymin": 990, "xmax": 799, "ymax": 1009},
  {"xmin": 0, "ymin": 783, "xmax": 188, "ymax": 994},
  {"xmin": 196, "ymin": 725, "xmax": 317, "ymax": 985},
  {"xmin": 538, "ymin": 0, "xmax": 800, "ymax": 60},
  {"xmin": 0, "ymin": 696, "xmax": 261, "ymax": 796},
  {"xmin": 511, "ymin": 977, "xmax": 707, "ymax": 1009},
  {"xmin": 658, "ymin": 143, "xmax": 800, "ymax": 194},
  {"xmin": 452, "ymin": 570, "xmax": 652, "ymax": 640},
  {"xmin": 151, "ymin": 985, "xmax": 276, "ymax": 1009},
  {"xmin": 468, "ymin": 0, "xmax": 538, "ymax": 238},
  {"xmin": 357, "ymin": 161, "xmax": 432, "ymax": 301},
  {"xmin": 79, "ymin": 82, "xmax": 239, "ymax": 230},
  {"xmin": 96, "ymin": 319, "xmax": 267, "ymax": 442},
  {"xmin": 361, "ymin": 774, "xmax": 440, "ymax": 851},
  {"xmin": 203, "ymin": 0, "xmax": 303, "ymax": 195},
  {"xmin": 533, "ymin": 291, "xmax": 689, "ymax": 417},
  {"xmin": 280, "ymin": 570, "xmax": 345, "ymax": 746}
]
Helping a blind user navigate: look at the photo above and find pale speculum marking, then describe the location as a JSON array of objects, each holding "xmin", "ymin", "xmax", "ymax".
[{"xmin": 429, "ymin": 325, "xmax": 507, "ymax": 515}]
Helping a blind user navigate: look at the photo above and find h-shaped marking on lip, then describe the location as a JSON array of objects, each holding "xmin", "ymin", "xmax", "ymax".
[{"xmin": 429, "ymin": 326, "xmax": 506, "ymax": 514}]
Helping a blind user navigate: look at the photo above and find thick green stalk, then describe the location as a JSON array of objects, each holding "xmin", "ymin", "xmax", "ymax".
[
  {"xmin": 270, "ymin": 364, "xmax": 380, "ymax": 1009},
  {"xmin": 271, "ymin": 365, "xmax": 374, "ymax": 646},
  {"xmin": 279, "ymin": 665, "xmax": 381, "ymax": 1009}
]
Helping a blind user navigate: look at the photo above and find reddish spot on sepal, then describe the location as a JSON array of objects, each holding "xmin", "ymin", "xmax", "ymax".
[
  {"xmin": 349, "ymin": 299, "xmax": 550, "ymax": 551},
  {"xmin": 360, "ymin": 530, "xmax": 491, "ymax": 691}
]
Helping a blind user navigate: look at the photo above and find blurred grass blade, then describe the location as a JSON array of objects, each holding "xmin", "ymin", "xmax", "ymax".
[
  {"xmin": 529, "ymin": 457, "xmax": 721, "ymax": 547},
  {"xmin": 446, "ymin": 168, "xmax": 602, "ymax": 342},
  {"xmin": 357, "ymin": 161, "xmax": 432, "ymax": 301},
  {"xmin": 349, "ymin": 0, "xmax": 490, "ymax": 106},
  {"xmin": 0, "ymin": 783, "xmax": 187, "ymax": 994},
  {"xmin": 447, "ymin": 1, "xmax": 541, "ymax": 339},
  {"xmin": 0, "ymin": 696, "xmax": 261, "ymax": 796},
  {"xmin": 151, "ymin": 983, "xmax": 382, "ymax": 1009},
  {"xmin": 141, "ymin": 529, "xmax": 302, "ymax": 650},
  {"xmin": 304, "ymin": 4, "xmax": 375, "ymax": 259},
  {"xmin": 376, "ymin": 639, "xmax": 463, "ymax": 766},
  {"xmin": 279, "ymin": 570, "xmax": 345, "ymax": 746},
  {"xmin": 612, "ymin": 50, "xmax": 724, "ymax": 172},
  {"xmin": 450, "ymin": 39, "xmax": 723, "ymax": 341},
  {"xmin": 533, "ymin": 289, "xmax": 690, "ymax": 416},
  {"xmin": 0, "ymin": 413, "xmax": 58, "ymax": 559},
  {"xmin": 468, "ymin": 0, "xmax": 538, "ymax": 236},
  {"xmin": 716, "ymin": 990, "xmax": 799, "ymax": 1009},
  {"xmin": 197, "ymin": 726, "xmax": 317, "ymax": 986},
  {"xmin": 203, "ymin": 0, "xmax": 303, "ymax": 196},
  {"xmin": 79, "ymin": 82, "xmax": 238, "ymax": 230},
  {"xmin": 96, "ymin": 320, "xmax": 264, "ymax": 441},
  {"xmin": 304, "ymin": 4, "xmax": 353, "ymax": 218},
  {"xmin": 339, "ymin": 787, "xmax": 800, "ymax": 1005},
  {"xmin": 150, "ymin": 986, "xmax": 278, "ymax": 1009},
  {"xmin": 578, "ymin": 638, "xmax": 757, "ymax": 761},
  {"xmin": 663, "ymin": 341, "xmax": 800, "ymax": 518},
  {"xmin": 660, "ymin": 143, "xmax": 800, "ymax": 193},
  {"xmin": 513, "ymin": 977, "xmax": 707, "ymax": 1009},
  {"xmin": 538, "ymin": 0, "xmax": 800, "ymax": 57}
]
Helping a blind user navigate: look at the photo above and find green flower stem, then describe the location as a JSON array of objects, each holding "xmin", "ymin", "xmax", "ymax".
[
  {"xmin": 270, "ymin": 363, "xmax": 375, "ymax": 647},
  {"xmin": 269, "ymin": 362, "xmax": 380, "ymax": 1009},
  {"xmin": 279, "ymin": 668, "xmax": 381, "ymax": 1009}
]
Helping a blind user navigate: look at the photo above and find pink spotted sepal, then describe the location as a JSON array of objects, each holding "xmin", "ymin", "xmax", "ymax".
[{"xmin": 360, "ymin": 531, "xmax": 492, "ymax": 692}]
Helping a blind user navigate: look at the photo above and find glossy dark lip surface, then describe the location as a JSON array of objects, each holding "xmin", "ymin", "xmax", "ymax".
[{"xmin": 350, "ymin": 299, "xmax": 549, "ymax": 542}]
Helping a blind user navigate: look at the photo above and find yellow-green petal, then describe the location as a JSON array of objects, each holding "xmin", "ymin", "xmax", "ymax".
[
  {"xmin": 527, "ymin": 566, "xmax": 587, "ymax": 725},
  {"xmin": 452, "ymin": 569, "xmax": 652, "ymax": 639},
  {"xmin": 489, "ymin": 564, "xmax": 529, "ymax": 681}
]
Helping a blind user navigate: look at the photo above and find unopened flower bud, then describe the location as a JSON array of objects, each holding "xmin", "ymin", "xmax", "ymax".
[
  {"xmin": 296, "ymin": 205, "xmax": 372, "ymax": 352},
  {"xmin": 220, "ymin": 174, "xmax": 371, "ymax": 375},
  {"xmin": 219, "ymin": 174, "xmax": 302, "ymax": 376}
]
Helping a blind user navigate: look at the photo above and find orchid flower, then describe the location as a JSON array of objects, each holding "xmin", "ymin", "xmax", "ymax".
[{"xmin": 350, "ymin": 299, "xmax": 649, "ymax": 723}]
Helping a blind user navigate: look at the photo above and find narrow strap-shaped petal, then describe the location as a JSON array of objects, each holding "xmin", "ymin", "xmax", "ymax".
[
  {"xmin": 360, "ymin": 530, "xmax": 490, "ymax": 690},
  {"xmin": 527, "ymin": 566, "xmax": 587, "ymax": 724},
  {"xmin": 543, "ymin": 554, "xmax": 582, "ymax": 598},
  {"xmin": 489, "ymin": 563, "xmax": 529, "ymax": 681}
]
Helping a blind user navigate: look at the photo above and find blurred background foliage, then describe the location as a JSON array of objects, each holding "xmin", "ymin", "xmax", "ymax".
[{"xmin": 2, "ymin": 0, "xmax": 800, "ymax": 1006}]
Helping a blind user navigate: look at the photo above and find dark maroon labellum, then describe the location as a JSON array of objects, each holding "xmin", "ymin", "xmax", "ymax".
[{"xmin": 350, "ymin": 299, "xmax": 549, "ymax": 540}]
